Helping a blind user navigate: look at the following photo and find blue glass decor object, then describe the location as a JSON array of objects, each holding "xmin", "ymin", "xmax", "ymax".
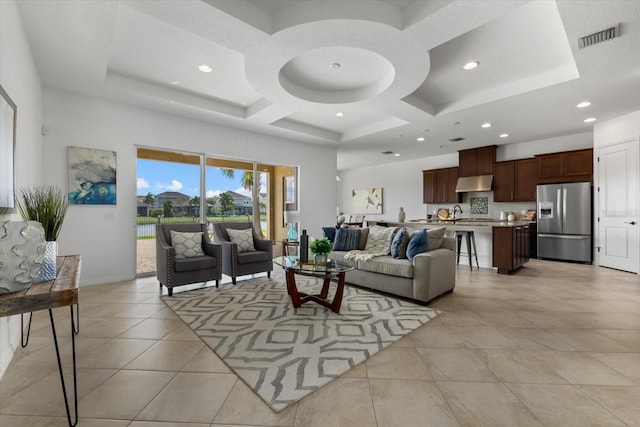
[{"xmin": 287, "ymin": 223, "xmax": 298, "ymax": 240}]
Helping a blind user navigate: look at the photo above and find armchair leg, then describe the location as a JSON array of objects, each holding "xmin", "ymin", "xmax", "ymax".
[
  {"xmin": 168, "ymin": 288, "xmax": 173, "ymax": 297},
  {"xmin": 232, "ymin": 277, "xmax": 236, "ymax": 285},
  {"xmin": 216, "ymin": 280, "xmax": 219, "ymax": 288},
  {"xmin": 268, "ymin": 271, "xmax": 271, "ymax": 279}
]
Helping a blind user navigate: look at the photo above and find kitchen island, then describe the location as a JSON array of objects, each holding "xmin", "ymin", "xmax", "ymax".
[{"xmin": 369, "ymin": 219, "xmax": 535, "ymax": 273}]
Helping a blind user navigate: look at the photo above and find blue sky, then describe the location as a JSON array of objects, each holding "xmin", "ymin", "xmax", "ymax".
[{"xmin": 136, "ymin": 159, "xmax": 261, "ymax": 198}]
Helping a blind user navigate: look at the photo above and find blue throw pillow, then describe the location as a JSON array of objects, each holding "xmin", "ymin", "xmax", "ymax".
[
  {"xmin": 406, "ymin": 229, "xmax": 428, "ymax": 261},
  {"xmin": 322, "ymin": 226, "xmax": 337, "ymax": 243},
  {"xmin": 333, "ymin": 228, "xmax": 361, "ymax": 251},
  {"xmin": 390, "ymin": 227, "xmax": 407, "ymax": 258}
]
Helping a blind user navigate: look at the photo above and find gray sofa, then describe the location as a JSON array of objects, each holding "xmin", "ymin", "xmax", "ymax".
[{"xmin": 328, "ymin": 226, "xmax": 456, "ymax": 304}]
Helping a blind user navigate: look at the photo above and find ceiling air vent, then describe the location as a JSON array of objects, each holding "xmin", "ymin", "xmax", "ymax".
[
  {"xmin": 382, "ymin": 151, "xmax": 394, "ymax": 155},
  {"xmin": 448, "ymin": 137, "xmax": 465, "ymax": 142},
  {"xmin": 578, "ymin": 24, "xmax": 620, "ymax": 49}
]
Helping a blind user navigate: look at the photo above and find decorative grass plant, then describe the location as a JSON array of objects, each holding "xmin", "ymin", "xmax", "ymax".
[{"xmin": 17, "ymin": 186, "xmax": 68, "ymax": 241}]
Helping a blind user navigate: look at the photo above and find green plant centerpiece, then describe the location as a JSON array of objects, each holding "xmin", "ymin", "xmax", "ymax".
[
  {"xmin": 17, "ymin": 186, "xmax": 69, "ymax": 281},
  {"xmin": 310, "ymin": 237, "xmax": 332, "ymax": 264}
]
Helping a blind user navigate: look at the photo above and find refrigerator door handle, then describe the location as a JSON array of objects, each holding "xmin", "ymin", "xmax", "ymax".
[
  {"xmin": 563, "ymin": 188, "xmax": 567, "ymax": 228},
  {"xmin": 538, "ymin": 234, "xmax": 590, "ymax": 240},
  {"xmin": 557, "ymin": 189, "xmax": 562, "ymax": 220}
]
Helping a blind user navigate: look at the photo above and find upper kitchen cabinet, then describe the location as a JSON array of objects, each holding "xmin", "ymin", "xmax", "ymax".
[
  {"xmin": 494, "ymin": 159, "xmax": 538, "ymax": 202},
  {"xmin": 423, "ymin": 167, "xmax": 461, "ymax": 204},
  {"xmin": 458, "ymin": 145, "xmax": 497, "ymax": 177},
  {"xmin": 537, "ymin": 148, "xmax": 593, "ymax": 183}
]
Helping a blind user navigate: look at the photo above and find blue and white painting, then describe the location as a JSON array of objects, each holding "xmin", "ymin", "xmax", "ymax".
[{"xmin": 68, "ymin": 146, "xmax": 117, "ymax": 205}]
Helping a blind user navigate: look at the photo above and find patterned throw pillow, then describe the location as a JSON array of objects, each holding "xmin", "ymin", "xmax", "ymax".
[
  {"xmin": 170, "ymin": 231, "xmax": 205, "ymax": 258},
  {"xmin": 227, "ymin": 228, "xmax": 256, "ymax": 252},
  {"xmin": 332, "ymin": 228, "xmax": 361, "ymax": 251}
]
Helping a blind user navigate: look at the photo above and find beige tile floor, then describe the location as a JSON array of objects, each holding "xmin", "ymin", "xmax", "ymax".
[{"xmin": 1, "ymin": 259, "xmax": 639, "ymax": 426}]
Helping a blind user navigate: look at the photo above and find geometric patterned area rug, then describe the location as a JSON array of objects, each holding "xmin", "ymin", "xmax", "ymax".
[{"xmin": 161, "ymin": 275, "xmax": 438, "ymax": 412}]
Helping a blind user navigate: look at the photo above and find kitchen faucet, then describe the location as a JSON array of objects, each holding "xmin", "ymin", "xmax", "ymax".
[{"xmin": 452, "ymin": 205, "xmax": 463, "ymax": 218}]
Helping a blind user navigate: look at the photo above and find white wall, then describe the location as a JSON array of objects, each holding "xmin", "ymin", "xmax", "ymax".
[
  {"xmin": 0, "ymin": 0, "xmax": 43, "ymax": 378},
  {"xmin": 593, "ymin": 110, "xmax": 640, "ymax": 268},
  {"xmin": 338, "ymin": 133, "xmax": 594, "ymax": 223},
  {"xmin": 42, "ymin": 88, "xmax": 337, "ymax": 285}
]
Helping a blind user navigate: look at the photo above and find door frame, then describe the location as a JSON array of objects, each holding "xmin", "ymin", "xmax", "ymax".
[{"xmin": 594, "ymin": 137, "xmax": 640, "ymax": 273}]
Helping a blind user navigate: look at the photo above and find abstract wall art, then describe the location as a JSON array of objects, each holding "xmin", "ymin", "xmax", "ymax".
[
  {"xmin": 352, "ymin": 187, "xmax": 383, "ymax": 214},
  {"xmin": 68, "ymin": 146, "xmax": 117, "ymax": 205}
]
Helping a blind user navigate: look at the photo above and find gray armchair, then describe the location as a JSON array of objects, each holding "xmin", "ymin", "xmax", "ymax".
[
  {"xmin": 212, "ymin": 222, "xmax": 273, "ymax": 284},
  {"xmin": 156, "ymin": 223, "xmax": 222, "ymax": 296}
]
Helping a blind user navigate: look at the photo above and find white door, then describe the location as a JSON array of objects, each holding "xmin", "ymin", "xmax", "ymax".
[{"xmin": 597, "ymin": 139, "xmax": 639, "ymax": 273}]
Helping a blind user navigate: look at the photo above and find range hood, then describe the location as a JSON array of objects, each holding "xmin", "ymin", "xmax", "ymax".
[{"xmin": 455, "ymin": 175, "xmax": 493, "ymax": 192}]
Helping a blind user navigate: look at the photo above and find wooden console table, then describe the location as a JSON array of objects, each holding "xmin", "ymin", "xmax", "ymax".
[{"xmin": 0, "ymin": 255, "xmax": 81, "ymax": 426}]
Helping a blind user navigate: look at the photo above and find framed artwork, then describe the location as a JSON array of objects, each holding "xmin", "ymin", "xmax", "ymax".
[
  {"xmin": 352, "ymin": 188, "xmax": 383, "ymax": 214},
  {"xmin": 0, "ymin": 85, "xmax": 16, "ymax": 210},
  {"xmin": 284, "ymin": 176, "xmax": 296, "ymax": 204},
  {"xmin": 68, "ymin": 146, "xmax": 117, "ymax": 205}
]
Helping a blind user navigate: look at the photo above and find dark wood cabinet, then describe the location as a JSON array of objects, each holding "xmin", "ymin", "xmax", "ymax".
[
  {"xmin": 537, "ymin": 148, "xmax": 593, "ymax": 183},
  {"xmin": 493, "ymin": 158, "xmax": 537, "ymax": 202},
  {"xmin": 422, "ymin": 170, "xmax": 436, "ymax": 203},
  {"xmin": 458, "ymin": 145, "xmax": 497, "ymax": 176},
  {"xmin": 493, "ymin": 225, "xmax": 530, "ymax": 274},
  {"xmin": 423, "ymin": 167, "xmax": 461, "ymax": 204}
]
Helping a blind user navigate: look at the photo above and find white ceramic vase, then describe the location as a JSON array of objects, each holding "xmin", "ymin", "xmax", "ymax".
[{"xmin": 0, "ymin": 220, "xmax": 46, "ymax": 294}]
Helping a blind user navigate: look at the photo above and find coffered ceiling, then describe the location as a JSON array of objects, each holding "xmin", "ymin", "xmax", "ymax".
[{"xmin": 15, "ymin": 0, "xmax": 640, "ymax": 170}]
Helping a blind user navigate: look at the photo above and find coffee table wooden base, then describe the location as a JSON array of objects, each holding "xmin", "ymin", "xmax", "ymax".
[{"xmin": 285, "ymin": 269, "xmax": 346, "ymax": 313}]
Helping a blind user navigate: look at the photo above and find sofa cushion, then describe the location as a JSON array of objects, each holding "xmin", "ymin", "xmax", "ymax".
[
  {"xmin": 426, "ymin": 227, "xmax": 445, "ymax": 251},
  {"xmin": 237, "ymin": 250, "xmax": 270, "ymax": 264},
  {"xmin": 406, "ymin": 229, "xmax": 427, "ymax": 261},
  {"xmin": 357, "ymin": 256, "xmax": 413, "ymax": 279},
  {"xmin": 391, "ymin": 227, "xmax": 409, "ymax": 259},
  {"xmin": 174, "ymin": 255, "xmax": 216, "ymax": 272},
  {"xmin": 333, "ymin": 227, "xmax": 361, "ymax": 251},
  {"xmin": 170, "ymin": 231, "xmax": 205, "ymax": 258},
  {"xmin": 227, "ymin": 228, "xmax": 256, "ymax": 252},
  {"xmin": 322, "ymin": 226, "xmax": 337, "ymax": 242},
  {"xmin": 358, "ymin": 227, "xmax": 370, "ymax": 250}
]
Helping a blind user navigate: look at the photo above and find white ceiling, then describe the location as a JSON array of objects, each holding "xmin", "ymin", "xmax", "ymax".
[{"xmin": 15, "ymin": 0, "xmax": 640, "ymax": 170}]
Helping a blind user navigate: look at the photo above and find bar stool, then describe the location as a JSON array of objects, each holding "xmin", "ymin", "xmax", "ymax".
[{"xmin": 455, "ymin": 230, "xmax": 479, "ymax": 270}]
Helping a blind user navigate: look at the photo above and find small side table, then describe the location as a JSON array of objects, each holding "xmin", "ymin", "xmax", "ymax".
[
  {"xmin": 281, "ymin": 239, "xmax": 300, "ymax": 256},
  {"xmin": 0, "ymin": 255, "xmax": 81, "ymax": 427}
]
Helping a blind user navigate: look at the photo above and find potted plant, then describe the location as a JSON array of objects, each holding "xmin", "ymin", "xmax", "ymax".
[
  {"xmin": 310, "ymin": 237, "xmax": 332, "ymax": 264},
  {"xmin": 17, "ymin": 186, "xmax": 68, "ymax": 281}
]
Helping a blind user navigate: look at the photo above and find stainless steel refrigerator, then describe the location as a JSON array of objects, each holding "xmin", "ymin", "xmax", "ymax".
[{"xmin": 537, "ymin": 182, "xmax": 592, "ymax": 263}]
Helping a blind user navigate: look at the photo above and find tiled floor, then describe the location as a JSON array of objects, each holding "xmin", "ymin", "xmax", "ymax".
[{"xmin": 1, "ymin": 259, "xmax": 639, "ymax": 426}]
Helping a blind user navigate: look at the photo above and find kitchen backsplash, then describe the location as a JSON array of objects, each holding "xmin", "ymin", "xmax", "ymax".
[{"xmin": 425, "ymin": 191, "xmax": 536, "ymax": 221}]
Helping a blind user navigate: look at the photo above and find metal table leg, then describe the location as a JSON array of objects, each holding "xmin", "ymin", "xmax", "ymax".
[{"xmin": 49, "ymin": 305, "xmax": 78, "ymax": 427}]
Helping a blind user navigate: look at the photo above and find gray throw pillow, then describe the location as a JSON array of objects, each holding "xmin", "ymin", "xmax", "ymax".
[
  {"xmin": 170, "ymin": 231, "xmax": 205, "ymax": 258},
  {"xmin": 227, "ymin": 228, "xmax": 256, "ymax": 252},
  {"xmin": 426, "ymin": 227, "xmax": 445, "ymax": 251}
]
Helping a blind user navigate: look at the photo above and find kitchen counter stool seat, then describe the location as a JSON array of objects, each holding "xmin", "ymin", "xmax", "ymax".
[{"xmin": 455, "ymin": 230, "xmax": 479, "ymax": 270}]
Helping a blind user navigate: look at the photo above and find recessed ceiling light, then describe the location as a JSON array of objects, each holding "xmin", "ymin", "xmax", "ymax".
[
  {"xmin": 499, "ymin": 133, "xmax": 509, "ymax": 138},
  {"xmin": 329, "ymin": 62, "xmax": 341, "ymax": 69},
  {"xmin": 481, "ymin": 123, "xmax": 492, "ymax": 128},
  {"xmin": 577, "ymin": 101, "xmax": 591, "ymax": 108},
  {"xmin": 463, "ymin": 61, "xmax": 479, "ymax": 70},
  {"xmin": 335, "ymin": 112, "xmax": 344, "ymax": 117},
  {"xmin": 169, "ymin": 80, "xmax": 180, "ymax": 85},
  {"xmin": 198, "ymin": 64, "xmax": 212, "ymax": 73},
  {"xmin": 394, "ymin": 153, "xmax": 401, "ymax": 157},
  {"xmin": 584, "ymin": 117, "xmax": 596, "ymax": 123},
  {"xmin": 417, "ymin": 137, "xmax": 425, "ymax": 141}
]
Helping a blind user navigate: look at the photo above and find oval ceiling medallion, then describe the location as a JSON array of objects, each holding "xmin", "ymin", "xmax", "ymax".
[{"xmin": 278, "ymin": 46, "xmax": 395, "ymax": 104}]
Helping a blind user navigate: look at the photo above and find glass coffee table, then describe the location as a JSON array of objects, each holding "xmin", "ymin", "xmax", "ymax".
[{"xmin": 273, "ymin": 256, "xmax": 354, "ymax": 313}]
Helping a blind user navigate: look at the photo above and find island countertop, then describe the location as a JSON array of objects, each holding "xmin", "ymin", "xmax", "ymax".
[{"xmin": 373, "ymin": 219, "xmax": 535, "ymax": 228}]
